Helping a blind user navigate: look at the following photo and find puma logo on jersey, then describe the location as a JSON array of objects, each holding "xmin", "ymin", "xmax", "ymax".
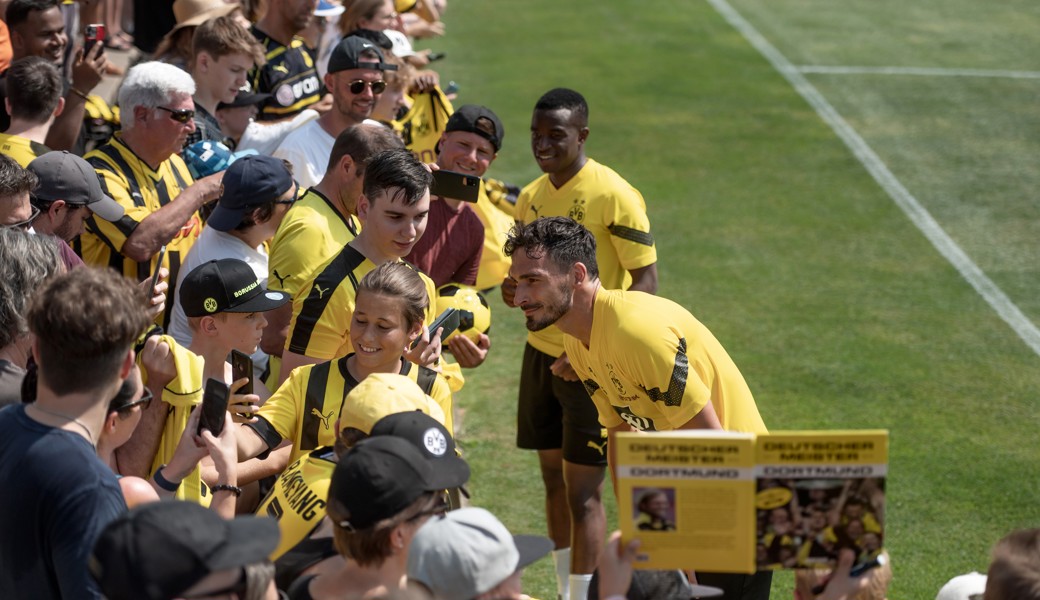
[
  {"xmin": 587, "ymin": 440, "xmax": 608, "ymax": 456},
  {"xmin": 310, "ymin": 408, "xmax": 334, "ymax": 430},
  {"xmin": 273, "ymin": 64, "xmax": 289, "ymax": 74},
  {"xmin": 272, "ymin": 270, "xmax": 290, "ymax": 288},
  {"xmin": 313, "ymin": 284, "xmax": 330, "ymax": 299}
]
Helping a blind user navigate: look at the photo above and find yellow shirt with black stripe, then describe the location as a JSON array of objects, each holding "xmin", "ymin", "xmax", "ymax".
[
  {"xmin": 394, "ymin": 86, "xmax": 453, "ymax": 164},
  {"xmin": 0, "ymin": 133, "xmax": 49, "ymax": 167},
  {"xmin": 284, "ymin": 244, "xmax": 437, "ymax": 362},
  {"xmin": 515, "ymin": 158, "xmax": 657, "ymax": 357},
  {"xmin": 250, "ymin": 28, "xmax": 322, "ymax": 121},
  {"xmin": 257, "ymin": 447, "xmax": 335, "ymax": 561},
  {"xmin": 268, "ymin": 188, "xmax": 360, "ymax": 300},
  {"xmin": 471, "ymin": 181, "xmax": 515, "ymax": 290},
  {"xmin": 138, "ymin": 334, "xmax": 211, "ymax": 506},
  {"xmin": 248, "ymin": 353, "xmax": 453, "ymax": 463},
  {"xmin": 79, "ymin": 135, "xmax": 201, "ymax": 329},
  {"xmin": 563, "ymin": 289, "xmax": 766, "ymax": 434}
]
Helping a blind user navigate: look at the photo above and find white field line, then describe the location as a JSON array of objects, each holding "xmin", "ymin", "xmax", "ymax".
[
  {"xmin": 796, "ymin": 65, "xmax": 1040, "ymax": 79},
  {"xmin": 705, "ymin": 0, "xmax": 1040, "ymax": 357}
]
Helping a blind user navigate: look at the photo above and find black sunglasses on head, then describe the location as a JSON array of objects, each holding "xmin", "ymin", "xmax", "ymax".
[
  {"xmin": 156, "ymin": 106, "xmax": 195, "ymax": 124},
  {"xmin": 348, "ymin": 79, "xmax": 386, "ymax": 95},
  {"xmin": 111, "ymin": 386, "xmax": 153, "ymax": 413}
]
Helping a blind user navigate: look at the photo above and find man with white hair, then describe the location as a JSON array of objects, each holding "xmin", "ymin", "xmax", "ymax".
[{"xmin": 78, "ymin": 61, "xmax": 222, "ymax": 329}]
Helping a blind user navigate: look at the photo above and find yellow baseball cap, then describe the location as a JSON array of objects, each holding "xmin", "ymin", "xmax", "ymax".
[{"xmin": 339, "ymin": 373, "xmax": 445, "ymax": 433}]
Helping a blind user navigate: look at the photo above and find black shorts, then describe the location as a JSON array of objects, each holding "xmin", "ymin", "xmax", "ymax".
[{"xmin": 516, "ymin": 343, "xmax": 607, "ymax": 466}]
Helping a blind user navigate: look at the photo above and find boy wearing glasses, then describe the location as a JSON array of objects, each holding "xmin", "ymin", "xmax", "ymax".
[
  {"xmin": 168, "ymin": 154, "xmax": 297, "ymax": 385},
  {"xmin": 79, "ymin": 61, "xmax": 223, "ymax": 330},
  {"xmin": 274, "ymin": 35, "xmax": 396, "ymax": 189},
  {"xmin": 186, "ymin": 15, "xmax": 266, "ymax": 149}
]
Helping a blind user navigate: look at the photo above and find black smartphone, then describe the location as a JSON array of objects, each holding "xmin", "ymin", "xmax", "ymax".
[
  {"xmin": 430, "ymin": 170, "xmax": 481, "ymax": 203},
  {"xmin": 413, "ymin": 308, "xmax": 461, "ymax": 349},
  {"xmin": 197, "ymin": 378, "xmax": 229, "ymax": 436},
  {"xmin": 149, "ymin": 245, "xmax": 167, "ymax": 291},
  {"xmin": 230, "ymin": 349, "xmax": 253, "ymax": 396},
  {"xmin": 84, "ymin": 24, "xmax": 106, "ymax": 55},
  {"xmin": 427, "ymin": 51, "xmax": 446, "ymax": 62}
]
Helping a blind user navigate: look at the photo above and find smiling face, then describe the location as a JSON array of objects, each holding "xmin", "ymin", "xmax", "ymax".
[
  {"xmin": 437, "ymin": 131, "xmax": 496, "ymax": 178},
  {"xmin": 350, "ymin": 291, "xmax": 420, "ymax": 371},
  {"xmin": 530, "ymin": 107, "xmax": 588, "ymax": 180},
  {"xmin": 508, "ymin": 248, "xmax": 574, "ymax": 332},
  {"xmin": 357, "ymin": 186, "xmax": 430, "ymax": 261},
  {"xmin": 326, "ymin": 68, "xmax": 384, "ymax": 125},
  {"xmin": 11, "ymin": 7, "xmax": 67, "ymax": 64}
]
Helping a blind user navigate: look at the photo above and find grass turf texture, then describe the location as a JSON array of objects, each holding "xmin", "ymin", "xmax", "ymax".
[{"xmin": 422, "ymin": 1, "xmax": 1040, "ymax": 598}]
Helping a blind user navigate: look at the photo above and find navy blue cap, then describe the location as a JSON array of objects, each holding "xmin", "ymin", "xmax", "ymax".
[{"xmin": 207, "ymin": 155, "xmax": 295, "ymax": 232}]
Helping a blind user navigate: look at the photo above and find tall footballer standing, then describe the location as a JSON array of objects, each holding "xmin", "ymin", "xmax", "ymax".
[
  {"xmin": 506, "ymin": 217, "xmax": 771, "ymax": 600},
  {"xmin": 502, "ymin": 88, "xmax": 658, "ymax": 600}
]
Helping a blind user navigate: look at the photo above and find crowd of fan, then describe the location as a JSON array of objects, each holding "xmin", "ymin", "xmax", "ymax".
[{"xmin": 0, "ymin": 1, "xmax": 1034, "ymax": 599}]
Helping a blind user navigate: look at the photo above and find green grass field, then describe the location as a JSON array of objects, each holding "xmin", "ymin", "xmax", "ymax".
[{"xmin": 420, "ymin": 1, "xmax": 1040, "ymax": 598}]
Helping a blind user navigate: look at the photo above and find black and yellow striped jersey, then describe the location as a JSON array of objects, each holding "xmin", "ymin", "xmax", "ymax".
[
  {"xmin": 250, "ymin": 28, "xmax": 322, "ymax": 122},
  {"xmin": 0, "ymin": 133, "xmax": 49, "ymax": 167},
  {"xmin": 268, "ymin": 188, "xmax": 360, "ymax": 300},
  {"xmin": 284, "ymin": 244, "xmax": 437, "ymax": 362},
  {"xmin": 247, "ymin": 353, "xmax": 452, "ymax": 462},
  {"xmin": 79, "ymin": 135, "xmax": 201, "ymax": 329},
  {"xmin": 257, "ymin": 447, "xmax": 335, "ymax": 561}
]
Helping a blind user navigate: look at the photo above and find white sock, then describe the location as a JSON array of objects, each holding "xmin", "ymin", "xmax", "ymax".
[
  {"xmin": 568, "ymin": 574, "xmax": 593, "ymax": 600},
  {"xmin": 552, "ymin": 548, "xmax": 571, "ymax": 600}
]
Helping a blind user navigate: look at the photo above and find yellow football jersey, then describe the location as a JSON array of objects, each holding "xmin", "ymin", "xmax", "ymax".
[
  {"xmin": 564, "ymin": 289, "xmax": 766, "ymax": 434},
  {"xmin": 515, "ymin": 159, "xmax": 656, "ymax": 357}
]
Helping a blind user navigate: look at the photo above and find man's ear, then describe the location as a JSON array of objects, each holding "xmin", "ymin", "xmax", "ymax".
[
  {"xmin": 572, "ymin": 261, "xmax": 589, "ymax": 286},
  {"xmin": 199, "ymin": 315, "xmax": 220, "ymax": 336},
  {"xmin": 120, "ymin": 348, "xmax": 135, "ymax": 379},
  {"xmin": 196, "ymin": 51, "xmax": 212, "ymax": 72},
  {"xmin": 133, "ymin": 104, "xmax": 151, "ymax": 125},
  {"xmin": 47, "ymin": 199, "xmax": 67, "ymax": 219},
  {"xmin": 577, "ymin": 127, "xmax": 590, "ymax": 145},
  {"xmin": 53, "ymin": 96, "xmax": 65, "ymax": 118},
  {"xmin": 357, "ymin": 194, "xmax": 370, "ymax": 221},
  {"xmin": 338, "ymin": 154, "xmax": 355, "ymax": 178}
]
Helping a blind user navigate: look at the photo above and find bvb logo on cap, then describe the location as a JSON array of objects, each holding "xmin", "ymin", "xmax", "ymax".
[
  {"xmin": 423, "ymin": 428, "xmax": 448, "ymax": 456},
  {"xmin": 204, "ymin": 298, "xmax": 219, "ymax": 313}
]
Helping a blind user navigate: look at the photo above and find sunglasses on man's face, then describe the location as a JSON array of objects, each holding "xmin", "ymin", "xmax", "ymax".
[
  {"xmin": 1, "ymin": 204, "xmax": 40, "ymax": 231},
  {"xmin": 113, "ymin": 387, "xmax": 154, "ymax": 413},
  {"xmin": 348, "ymin": 79, "xmax": 386, "ymax": 95},
  {"xmin": 156, "ymin": 106, "xmax": 195, "ymax": 124}
]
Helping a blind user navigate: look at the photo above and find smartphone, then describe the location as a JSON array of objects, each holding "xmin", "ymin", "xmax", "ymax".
[
  {"xmin": 430, "ymin": 170, "xmax": 481, "ymax": 203},
  {"xmin": 427, "ymin": 51, "xmax": 446, "ymax": 62},
  {"xmin": 197, "ymin": 378, "xmax": 229, "ymax": 436},
  {"xmin": 150, "ymin": 245, "xmax": 167, "ymax": 291},
  {"xmin": 230, "ymin": 349, "xmax": 253, "ymax": 396},
  {"xmin": 84, "ymin": 24, "xmax": 106, "ymax": 55},
  {"xmin": 412, "ymin": 308, "xmax": 461, "ymax": 349}
]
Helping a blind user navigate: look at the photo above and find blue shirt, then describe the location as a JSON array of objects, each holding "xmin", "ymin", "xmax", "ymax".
[{"xmin": 0, "ymin": 405, "xmax": 127, "ymax": 599}]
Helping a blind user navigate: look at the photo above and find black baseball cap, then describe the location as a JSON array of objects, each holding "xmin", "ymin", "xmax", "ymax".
[
  {"xmin": 217, "ymin": 83, "xmax": 272, "ymax": 110},
  {"xmin": 207, "ymin": 154, "xmax": 295, "ymax": 232},
  {"xmin": 445, "ymin": 104, "xmax": 504, "ymax": 152},
  {"xmin": 179, "ymin": 258, "xmax": 289, "ymax": 317},
  {"xmin": 89, "ymin": 500, "xmax": 280, "ymax": 600},
  {"xmin": 370, "ymin": 411, "xmax": 470, "ymax": 486},
  {"xmin": 329, "ymin": 436, "xmax": 468, "ymax": 531},
  {"xmin": 27, "ymin": 151, "xmax": 125, "ymax": 221},
  {"xmin": 328, "ymin": 35, "xmax": 397, "ymax": 74}
]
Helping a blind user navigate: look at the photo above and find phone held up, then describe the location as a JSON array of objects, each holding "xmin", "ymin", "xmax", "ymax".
[
  {"xmin": 430, "ymin": 170, "xmax": 481, "ymax": 203},
  {"xmin": 84, "ymin": 24, "xmax": 106, "ymax": 55},
  {"xmin": 197, "ymin": 378, "xmax": 229, "ymax": 436}
]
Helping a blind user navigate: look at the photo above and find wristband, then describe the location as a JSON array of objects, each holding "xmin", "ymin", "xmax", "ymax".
[
  {"xmin": 211, "ymin": 484, "xmax": 242, "ymax": 497},
  {"xmin": 152, "ymin": 465, "xmax": 181, "ymax": 492}
]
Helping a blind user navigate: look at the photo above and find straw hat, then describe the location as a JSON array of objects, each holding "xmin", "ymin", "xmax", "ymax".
[{"xmin": 171, "ymin": 0, "xmax": 241, "ymax": 31}]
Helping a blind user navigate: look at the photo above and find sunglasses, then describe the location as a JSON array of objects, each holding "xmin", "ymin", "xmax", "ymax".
[
  {"xmin": 274, "ymin": 181, "xmax": 302, "ymax": 206},
  {"xmin": 348, "ymin": 79, "xmax": 386, "ymax": 95},
  {"xmin": 156, "ymin": 106, "xmax": 195, "ymax": 124},
  {"xmin": 113, "ymin": 387, "xmax": 154, "ymax": 413},
  {"xmin": 1, "ymin": 204, "xmax": 40, "ymax": 231},
  {"xmin": 407, "ymin": 492, "xmax": 451, "ymax": 522}
]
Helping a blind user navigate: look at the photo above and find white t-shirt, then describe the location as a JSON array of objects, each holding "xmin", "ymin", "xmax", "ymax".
[
  {"xmin": 273, "ymin": 119, "xmax": 335, "ymax": 190},
  {"xmin": 238, "ymin": 109, "xmax": 319, "ymax": 156},
  {"xmin": 168, "ymin": 227, "xmax": 271, "ymax": 378}
]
